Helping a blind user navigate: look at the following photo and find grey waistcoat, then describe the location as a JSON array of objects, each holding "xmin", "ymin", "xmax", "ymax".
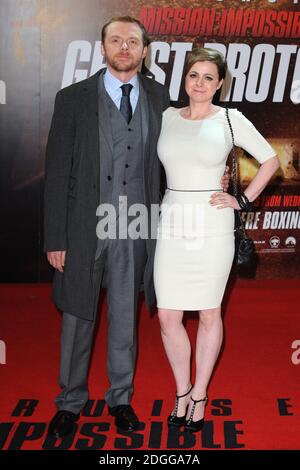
[{"xmin": 96, "ymin": 75, "xmax": 146, "ymax": 255}]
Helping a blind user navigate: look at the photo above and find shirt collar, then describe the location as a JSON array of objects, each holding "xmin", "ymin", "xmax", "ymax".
[{"xmin": 104, "ymin": 68, "xmax": 139, "ymax": 95}]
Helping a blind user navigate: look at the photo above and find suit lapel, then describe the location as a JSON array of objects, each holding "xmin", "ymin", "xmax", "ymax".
[
  {"xmin": 80, "ymin": 71, "xmax": 101, "ymax": 177},
  {"xmin": 80, "ymin": 69, "xmax": 115, "ymax": 180},
  {"xmin": 97, "ymin": 74, "xmax": 114, "ymax": 157},
  {"xmin": 139, "ymin": 74, "xmax": 161, "ymax": 177}
]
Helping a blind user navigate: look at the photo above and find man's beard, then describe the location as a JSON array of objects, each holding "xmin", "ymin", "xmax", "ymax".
[{"xmin": 106, "ymin": 54, "xmax": 141, "ymax": 73}]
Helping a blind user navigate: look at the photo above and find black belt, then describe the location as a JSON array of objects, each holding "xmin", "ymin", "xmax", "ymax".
[{"xmin": 166, "ymin": 187, "xmax": 223, "ymax": 192}]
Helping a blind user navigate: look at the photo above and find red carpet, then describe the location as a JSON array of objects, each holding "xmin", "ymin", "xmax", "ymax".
[{"xmin": 0, "ymin": 280, "xmax": 299, "ymax": 450}]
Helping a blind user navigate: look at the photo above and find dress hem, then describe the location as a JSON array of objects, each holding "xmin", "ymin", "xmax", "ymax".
[{"xmin": 156, "ymin": 303, "xmax": 221, "ymax": 311}]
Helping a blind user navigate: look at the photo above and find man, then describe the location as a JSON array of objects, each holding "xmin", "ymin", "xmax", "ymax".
[{"xmin": 44, "ymin": 16, "xmax": 229, "ymax": 437}]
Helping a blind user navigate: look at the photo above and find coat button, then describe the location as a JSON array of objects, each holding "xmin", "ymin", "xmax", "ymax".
[
  {"xmin": 123, "ymin": 181, "xmax": 127, "ymax": 185},
  {"xmin": 128, "ymin": 128, "xmax": 132, "ymax": 132},
  {"xmin": 125, "ymin": 164, "xmax": 129, "ymax": 168},
  {"xmin": 107, "ymin": 175, "xmax": 112, "ymax": 181},
  {"xmin": 127, "ymin": 145, "xmax": 131, "ymax": 150}
]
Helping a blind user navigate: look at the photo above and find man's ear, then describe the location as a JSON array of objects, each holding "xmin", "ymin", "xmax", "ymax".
[
  {"xmin": 142, "ymin": 46, "xmax": 148, "ymax": 59},
  {"xmin": 101, "ymin": 42, "xmax": 105, "ymax": 58}
]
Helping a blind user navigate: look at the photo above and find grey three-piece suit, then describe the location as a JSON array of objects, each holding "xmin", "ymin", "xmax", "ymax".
[{"xmin": 44, "ymin": 69, "xmax": 170, "ymax": 411}]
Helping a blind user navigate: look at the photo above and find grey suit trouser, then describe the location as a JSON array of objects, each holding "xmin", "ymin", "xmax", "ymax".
[{"xmin": 54, "ymin": 237, "xmax": 147, "ymax": 413}]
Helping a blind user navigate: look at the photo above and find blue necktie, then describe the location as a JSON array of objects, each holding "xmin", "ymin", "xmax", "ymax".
[{"xmin": 120, "ymin": 84, "xmax": 133, "ymax": 124}]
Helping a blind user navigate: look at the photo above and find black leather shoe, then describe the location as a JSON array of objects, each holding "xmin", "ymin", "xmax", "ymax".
[
  {"xmin": 184, "ymin": 396, "xmax": 208, "ymax": 433},
  {"xmin": 48, "ymin": 410, "xmax": 80, "ymax": 438},
  {"xmin": 108, "ymin": 405, "xmax": 140, "ymax": 433},
  {"xmin": 168, "ymin": 384, "xmax": 193, "ymax": 427}
]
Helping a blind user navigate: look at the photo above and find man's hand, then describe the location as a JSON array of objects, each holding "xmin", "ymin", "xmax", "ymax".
[
  {"xmin": 220, "ymin": 165, "xmax": 230, "ymax": 192},
  {"xmin": 47, "ymin": 251, "xmax": 66, "ymax": 272}
]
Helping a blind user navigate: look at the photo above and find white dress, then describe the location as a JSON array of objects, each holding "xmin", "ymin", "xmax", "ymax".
[{"xmin": 153, "ymin": 106, "xmax": 276, "ymax": 310}]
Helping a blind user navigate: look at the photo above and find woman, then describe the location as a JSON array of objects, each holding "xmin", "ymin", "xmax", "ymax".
[{"xmin": 153, "ymin": 47, "xmax": 279, "ymax": 433}]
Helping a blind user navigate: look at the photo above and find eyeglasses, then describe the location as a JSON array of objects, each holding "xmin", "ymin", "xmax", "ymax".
[{"xmin": 107, "ymin": 37, "xmax": 142, "ymax": 49}]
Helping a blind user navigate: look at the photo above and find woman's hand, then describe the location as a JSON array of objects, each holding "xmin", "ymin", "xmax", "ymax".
[{"xmin": 209, "ymin": 192, "xmax": 241, "ymax": 210}]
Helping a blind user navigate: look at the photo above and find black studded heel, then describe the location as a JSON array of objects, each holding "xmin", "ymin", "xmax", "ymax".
[
  {"xmin": 167, "ymin": 384, "xmax": 193, "ymax": 427},
  {"xmin": 184, "ymin": 396, "xmax": 208, "ymax": 432}
]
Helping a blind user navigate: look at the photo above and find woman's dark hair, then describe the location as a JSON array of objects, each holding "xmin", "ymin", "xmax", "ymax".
[{"xmin": 185, "ymin": 47, "xmax": 227, "ymax": 80}]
